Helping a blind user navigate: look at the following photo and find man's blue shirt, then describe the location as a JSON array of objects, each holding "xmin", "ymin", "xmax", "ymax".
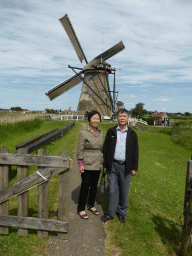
[{"xmin": 114, "ymin": 125, "xmax": 128, "ymax": 161}]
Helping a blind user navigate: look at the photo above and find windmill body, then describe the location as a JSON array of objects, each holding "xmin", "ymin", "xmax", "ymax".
[
  {"xmin": 45, "ymin": 14, "xmax": 125, "ymax": 117},
  {"xmin": 77, "ymin": 70, "xmax": 111, "ymax": 116}
]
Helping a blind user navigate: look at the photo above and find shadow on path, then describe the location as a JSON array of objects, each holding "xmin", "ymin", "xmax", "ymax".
[{"xmin": 45, "ymin": 155, "xmax": 105, "ymax": 256}]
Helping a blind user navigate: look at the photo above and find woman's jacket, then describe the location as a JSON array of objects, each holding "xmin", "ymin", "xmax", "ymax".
[{"xmin": 77, "ymin": 124, "xmax": 103, "ymax": 171}]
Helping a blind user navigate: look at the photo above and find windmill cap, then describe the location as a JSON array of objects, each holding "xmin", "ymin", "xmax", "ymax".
[{"xmin": 83, "ymin": 59, "xmax": 111, "ymax": 72}]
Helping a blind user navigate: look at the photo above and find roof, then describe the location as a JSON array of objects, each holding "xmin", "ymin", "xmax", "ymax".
[{"xmin": 152, "ymin": 112, "xmax": 167, "ymax": 118}]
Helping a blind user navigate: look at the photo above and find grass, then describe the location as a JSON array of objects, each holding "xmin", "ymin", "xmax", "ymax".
[
  {"xmin": 0, "ymin": 119, "xmax": 83, "ymax": 256},
  {"xmin": 0, "ymin": 118, "xmax": 192, "ymax": 255},
  {"xmin": 98, "ymin": 125, "xmax": 191, "ymax": 255}
]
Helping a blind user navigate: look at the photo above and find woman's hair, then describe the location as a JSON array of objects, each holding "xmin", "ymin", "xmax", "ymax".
[{"xmin": 88, "ymin": 110, "xmax": 101, "ymax": 122}]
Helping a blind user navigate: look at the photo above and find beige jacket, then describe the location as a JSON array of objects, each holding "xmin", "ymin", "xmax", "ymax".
[{"xmin": 77, "ymin": 124, "xmax": 103, "ymax": 170}]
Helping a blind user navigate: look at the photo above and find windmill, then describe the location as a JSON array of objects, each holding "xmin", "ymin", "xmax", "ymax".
[{"xmin": 45, "ymin": 14, "xmax": 125, "ymax": 117}]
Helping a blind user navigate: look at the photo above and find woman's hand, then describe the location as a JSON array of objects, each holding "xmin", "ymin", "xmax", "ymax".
[
  {"xmin": 79, "ymin": 166, "xmax": 85, "ymax": 173},
  {"xmin": 103, "ymin": 167, "xmax": 106, "ymax": 173}
]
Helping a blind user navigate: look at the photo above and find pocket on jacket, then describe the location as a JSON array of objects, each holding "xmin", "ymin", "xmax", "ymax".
[{"xmin": 84, "ymin": 152, "xmax": 103, "ymax": 166}]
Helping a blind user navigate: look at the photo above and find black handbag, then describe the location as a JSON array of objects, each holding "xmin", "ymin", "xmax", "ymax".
[{"xmin": 100, "ymin": 172, "xmax": 106, "ymax": 193}]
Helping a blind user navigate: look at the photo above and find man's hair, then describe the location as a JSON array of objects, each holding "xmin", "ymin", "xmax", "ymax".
[
  {"xmin": 117, "ymin": 108, "xmax": 129, "ymax": 116},
  {"xmin": 88, "ymin": 110, "xmax": 101, "ymax": 122}
]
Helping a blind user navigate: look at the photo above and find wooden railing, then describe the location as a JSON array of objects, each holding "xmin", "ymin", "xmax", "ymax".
[
  {"xmin": 0, "ymin": 147, "xmax": 70, "ymax": 239},
  {"xmin": 15, "ymin": 128, "xmax": 58, "ymax": 149}
]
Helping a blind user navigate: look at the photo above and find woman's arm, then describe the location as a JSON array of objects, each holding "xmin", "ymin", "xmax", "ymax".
[
  {"xmin": 77, "ymin": 132, "xmax": 85, "ymax": 173},
  {"xmin": 77, "ymin": 131, "xmax": 85, "ymax": 160}
]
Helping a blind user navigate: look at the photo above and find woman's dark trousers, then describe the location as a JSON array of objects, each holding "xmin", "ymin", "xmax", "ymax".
[{"xmin": 77, "ymin": 170, "xmax": 100, "ymax": 212}]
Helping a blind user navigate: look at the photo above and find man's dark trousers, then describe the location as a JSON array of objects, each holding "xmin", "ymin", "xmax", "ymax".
[{"xmin": 107, "ymin": 161, "xmax": 131, "ymax": 218}]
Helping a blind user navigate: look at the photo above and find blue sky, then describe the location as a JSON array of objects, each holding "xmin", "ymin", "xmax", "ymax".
[{"xmin": 1, "ymin": 0, "xmax": 192, "ymax": 113}]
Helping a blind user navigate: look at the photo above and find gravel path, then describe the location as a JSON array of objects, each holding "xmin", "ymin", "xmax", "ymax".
[{"xmin": 45, "ymin": 155, "xmax": 106, "ymax": 256}]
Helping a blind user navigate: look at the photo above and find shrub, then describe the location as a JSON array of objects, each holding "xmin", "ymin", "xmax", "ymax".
[{"xmin": 142, "ymin": 117, "xmax": 154, "ymax": 125}]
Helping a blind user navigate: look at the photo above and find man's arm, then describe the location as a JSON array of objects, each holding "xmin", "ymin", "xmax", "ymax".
[{"xmin": 132, "ymin": 132, "xmax": 139, "ymax": 171}]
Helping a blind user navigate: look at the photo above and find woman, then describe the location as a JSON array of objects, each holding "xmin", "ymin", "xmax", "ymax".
[{"xmin": 77, "ymin": 110, "xmax": 103, "ymax": 219}]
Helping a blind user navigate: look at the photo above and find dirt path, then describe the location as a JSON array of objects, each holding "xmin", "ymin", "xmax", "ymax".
[{"xmin": 45, "ymin": 155, "xmax": 106, "ymax": 256}]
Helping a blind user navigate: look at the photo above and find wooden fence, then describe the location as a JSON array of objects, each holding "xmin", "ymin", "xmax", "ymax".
[
  {"xmin": 15, "ymin": 128, "xmax": 58, "ymax": 149},
  {"xmin": 0, "ymin": 147, "xmax": 70, "ymax": 239},
  {"xmin": 24, "ymin": 121, "xmax": 75, "ymax": 154},
  {"xmin": 180, "ymin": 156, "xmax": 192, "ymax": 254}
]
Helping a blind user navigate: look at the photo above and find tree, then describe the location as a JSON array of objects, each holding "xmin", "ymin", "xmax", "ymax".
[
  {"xmin": 130, "ymin": 102, "xmax": 147, "ymax": 118},
  {"xmin": 45, "ymin": 109, "xmax": 57, "ymax": 114},
  {"xmin": 10, "ymin": 107, "xmax": 22, "ymax": 111},
  {"xmin": 184, "ymin": 112, "xmax": 191, "ymax": 116}
]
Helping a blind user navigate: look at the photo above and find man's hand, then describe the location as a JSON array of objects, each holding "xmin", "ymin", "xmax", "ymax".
[
  {"xmin": 79, "ymin": 166, "xmax": 85, "ymax": 173},
  {"xmin": 131, "ymin": 170, "xmax": 137, "ymax": 176},
  {"xmin": 103, "ymin": 167, "xmax": 106, "ymax": 173}
]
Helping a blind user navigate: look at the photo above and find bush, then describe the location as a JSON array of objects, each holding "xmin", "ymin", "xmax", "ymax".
[{"xmin": 142, "ymin": 117, "xmax": 154, "ymax": 125}]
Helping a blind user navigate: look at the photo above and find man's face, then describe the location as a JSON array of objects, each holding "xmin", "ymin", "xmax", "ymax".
[{"xmin": 117, "ymin": 112, "xmax": 129, "ymax": 126}]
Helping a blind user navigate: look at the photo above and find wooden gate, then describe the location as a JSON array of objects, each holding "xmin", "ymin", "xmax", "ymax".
[{"xmin": 0, "ymin": 147, "xmax": 70, "ymax": 239}]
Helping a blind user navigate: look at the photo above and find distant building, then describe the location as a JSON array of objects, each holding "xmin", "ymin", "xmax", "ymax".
[
  {"xmin": 152, "ymin": 112, "xmax": 168, "ymax": 126},
  {"xmin": 64, "ymin": 109, "xmax": 73, "ymax": 114}
]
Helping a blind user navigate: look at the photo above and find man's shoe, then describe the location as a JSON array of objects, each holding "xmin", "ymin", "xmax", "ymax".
[
  {"xmin": 116, "ymin": 212, "xmax": 125, "ymax": 223},
  {"xmin": 101, "ymin": 214, "xmax": 113, "ymax": 223},
  {"xmin": 118, "ymin": 215, "xmax": 125, "ymax": 223}
]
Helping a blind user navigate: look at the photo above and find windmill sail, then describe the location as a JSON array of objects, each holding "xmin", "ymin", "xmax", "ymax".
[
  {"xmin": 59, "ymin": 14, "xmax": 88, "ymax": 64},
  {"xmin": 45, "ymin": 71, "xmax": 83, "ymax": 100},
  {"xmin": 94, "ymin": 41, "xmax": 125, "ymax": 61}
]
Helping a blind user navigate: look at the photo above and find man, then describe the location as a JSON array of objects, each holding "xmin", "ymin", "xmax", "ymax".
[{"xmin": 101, "ymin": 108, "xmax": 139, "ymax": 223}]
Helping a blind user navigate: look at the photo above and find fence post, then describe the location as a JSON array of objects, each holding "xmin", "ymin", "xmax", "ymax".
[
  {"xmin": 58, "ymin": 150, "xmax": 70, "ymax": 239},
  {"xmin": 38, "ymin": 149, "xmax": 49, "ymax": 238},
  {"xmin": 181, "ymin": 160, "xmax": 192, "ymax": 254},
  {"xmin": 17, "ymin": 148, "xmax": 28, "ymax": 236},
  {"xmin": 0, "ymin": 147, "xmax": 9, "ymax": 235}
]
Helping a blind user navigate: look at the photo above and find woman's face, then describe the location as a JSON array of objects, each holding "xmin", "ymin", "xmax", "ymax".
[{"xmin": 89, "ymin": 114, "xmax": 100, "ymax": 129}]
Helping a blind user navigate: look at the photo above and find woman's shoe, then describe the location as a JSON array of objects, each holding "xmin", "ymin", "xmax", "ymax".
[
  {"xmin": 88, "ymin": 207, "xmax": 99, "ymax": 215},
  {"xmin": 78, "ymin": 211, "xmax": 88, "ymax": 220}
]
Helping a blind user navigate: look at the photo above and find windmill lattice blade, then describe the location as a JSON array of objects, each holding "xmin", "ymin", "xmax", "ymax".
[
  {"xmin": 45, "ymin": 72, "xmax": 83, "ymax": 100},
  {"xmin": 94, "ymin": 41, "xmax": 125, "ymax": 61},
  {"xmin": 59, "ymin": 14, "xmax": 88, "ymax": 64}
]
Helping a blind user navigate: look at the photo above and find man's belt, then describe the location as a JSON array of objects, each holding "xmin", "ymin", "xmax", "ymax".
[{"xmin": 113, "ymin": 159, "xmax": 125, "ymax": 165}]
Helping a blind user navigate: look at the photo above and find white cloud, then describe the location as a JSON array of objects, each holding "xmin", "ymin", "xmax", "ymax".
[
  {"xmin": 154, "ymin": 98, "xmax": 170, "ymax": 101},
  {"xmin": 1, "ymin": 0, "xmax": 192, "ymax": 112}
]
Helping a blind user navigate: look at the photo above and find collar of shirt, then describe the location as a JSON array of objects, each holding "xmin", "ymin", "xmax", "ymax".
[{"xmin": 116, "ymin": 125, "xmax": 128, "ymax": 133}]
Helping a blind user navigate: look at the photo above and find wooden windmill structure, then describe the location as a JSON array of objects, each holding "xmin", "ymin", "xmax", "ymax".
[{"xmin": 45, "ymin": 14, "xmax": 125, "ymax": 117}]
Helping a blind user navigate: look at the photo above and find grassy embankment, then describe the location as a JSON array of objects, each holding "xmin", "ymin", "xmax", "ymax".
[
  {"xmin": 139, "ymin": 120, "xmax": 192, "ymax": 152},
  {"xmin": 98, "ymin": 122, "xmax": 192, "ymax": 256},
  {"xmin": 0, "ymin": 119, "xmax": 83, "ymax": 256}
]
